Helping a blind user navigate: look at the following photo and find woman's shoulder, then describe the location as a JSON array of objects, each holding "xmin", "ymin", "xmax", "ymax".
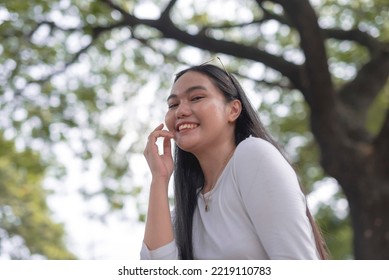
[
  {"xmin": 232, "ymin": 136, "xmax": 298, "ymax": 196},
  {"xmin": 233, "ymin": 136, "xmax": 292, "ymax": 172},
  {"xmin": 235, "ymin": 136, "xmax": 280, "ymax": 158}
]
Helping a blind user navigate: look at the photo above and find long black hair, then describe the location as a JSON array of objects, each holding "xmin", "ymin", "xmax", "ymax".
[{"xmin": 172, "ymin": 63, "xmax": 328, "ymax": 259}]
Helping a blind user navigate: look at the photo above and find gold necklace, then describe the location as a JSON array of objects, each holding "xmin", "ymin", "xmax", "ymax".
[{"xmin": 203, "ymin": 189, "xmax": 212, "ymax": 212}]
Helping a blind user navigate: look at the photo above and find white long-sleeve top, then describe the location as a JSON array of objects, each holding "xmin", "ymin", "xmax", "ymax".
[{"xmin": 140, "ymin": 136, "xmax": 319, "ymax": 259}]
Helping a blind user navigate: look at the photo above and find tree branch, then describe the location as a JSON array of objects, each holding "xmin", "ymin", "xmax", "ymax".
[
  {"xmin": 27, "ymin": 20, "xmax": 81, "ymax": 39},
  {"xmin": 329, "ymin": 45, "xmax": 389, "ymax": 144},
  {"xmin": 274, "ymin": 0, "xmax": 336, "ymax": 116},
  {"xmin": 14, "ymin": 42, "xmax": 95, "ymax": 98},
  {"xmin": 15, "ymin": 20, "xmax": 128, "ymax": 98},
  {"xmin": 160, "ymin": 0, "xmax": 178, "ymax": 21},
  {"xmin": 200, "ymin": 18, "xmax": 270, "ymax": 32},
  {"xmin": 99, "ymin": 0, "xmax": 303, "ymax": 93},
  {"xmin": 200, "ymin": 5, "xmax": 291, "ymax": 32},
  {"xmin": 338, "ymin": 47, "xmax": 389, "ymax": 114},
  {"xmin": 161, "ymin": 23, "xmax": 302, "ymax": 84},
  {"xmin": 259, "ymin": 0, "xmax": 384, "ymax": 56},
  {"xmin": 256, "ymin": 0, "xmax": 291, "ymax": 26},
  {"xmin": 323, "ymin": 28, "xmax": 384, "ymax": 56},
  {"xmin": 99, "ymin": 0, "xmax": 130, "ymax": 17}
]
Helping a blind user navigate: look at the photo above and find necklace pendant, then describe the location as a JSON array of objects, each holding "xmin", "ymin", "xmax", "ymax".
[{"xmin": 205, "ymin": 204, "xmax": 209, "ymax": 212}]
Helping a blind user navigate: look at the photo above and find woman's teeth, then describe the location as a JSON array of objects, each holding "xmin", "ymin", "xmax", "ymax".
[{"xmin": 179, "ymin": 124, "xmax": 198, "ymax": 131}]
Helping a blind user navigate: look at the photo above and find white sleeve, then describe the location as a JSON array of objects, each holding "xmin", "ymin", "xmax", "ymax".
[
  {"xmin": 234, "ymin": 137, "xmax": 319, "ymax": 259},
  {"xmin": 140, "ymin": 240, "xmax": 179, "ymax": 260}
]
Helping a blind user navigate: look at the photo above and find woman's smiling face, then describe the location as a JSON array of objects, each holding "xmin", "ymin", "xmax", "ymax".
[{"xmin": 165, "ymin": 71, "xmax": 239, "ymax": 154}]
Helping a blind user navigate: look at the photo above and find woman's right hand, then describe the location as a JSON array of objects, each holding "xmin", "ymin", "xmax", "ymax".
[
  {"xmin": 143, "ymin": 123, "xmax": 174, "ymax": 182},
  {"xmin": 143, "ymin": 124, "xmax": 175, "ymax": 251}
]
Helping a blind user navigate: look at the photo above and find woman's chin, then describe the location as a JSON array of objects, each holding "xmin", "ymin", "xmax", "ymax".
[{"xmin": 174, "ymin": 138, "xmax": 200, "ymax": 153}]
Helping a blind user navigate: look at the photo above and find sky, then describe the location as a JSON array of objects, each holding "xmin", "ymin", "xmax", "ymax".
[
  {"xmin": 45, "ymin": 133, "xmax": 150, "ymax": 260},
  {"xmin": 49, "ymin": 191, "xmax": 144, "ymax": 260}
]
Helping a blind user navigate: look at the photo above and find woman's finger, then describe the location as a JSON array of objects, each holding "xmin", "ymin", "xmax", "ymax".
[
  {"xmin": 148, "ymin": 130, "xmax": 174, "ymax": 142},
  {"xmin": 145, "ymin": 124, "xmax": 174, "ymax": 158},
  {"xmin": 153, "ymin": 123, "xmax": 164, "ymax": 131},
  {"xmin": 148, "ymin": 124, "xmax": 173, "ymax": 141},
  {"xmin": 162, "ymin": 135, "xmax": 172, "ymax": 157}
]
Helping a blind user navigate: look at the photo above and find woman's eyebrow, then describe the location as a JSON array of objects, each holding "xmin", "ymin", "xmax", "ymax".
[{"xmin": 167, "ymin": 85, "xmax": 207, "ymax": 102}]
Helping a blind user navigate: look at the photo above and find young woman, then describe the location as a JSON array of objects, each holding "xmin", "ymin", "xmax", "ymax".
[{"xmin": 141, "ymin": 62, "xmax": 328, "ymax": 259}]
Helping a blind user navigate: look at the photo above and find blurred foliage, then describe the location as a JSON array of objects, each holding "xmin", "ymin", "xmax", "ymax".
[
  {"xmin": 0, "ymin": 0, "xmax": 387, "ymax": 259},
  {"xmin": 0, "ymin": 132, "xmax": 75, "ymax": 259},
  {"xmin": 316, "ymin": 203, "xmax": 353, "ymax": 260},
  {"xmin": 366, "ymin": 82, "xmax": 389, "ymax": 135}
]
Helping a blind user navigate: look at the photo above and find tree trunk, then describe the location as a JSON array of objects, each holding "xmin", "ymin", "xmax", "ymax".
[
  {"xmin": 350, "ymin": 192, "xmax": 389, "ymax": 259},
  {"xmin": 312, "ymin": 113, "xmax": 389, "ymax": 259},
  {"xmin": 341, "ymin": 174, "xmax": 389, "ymax": 259}
]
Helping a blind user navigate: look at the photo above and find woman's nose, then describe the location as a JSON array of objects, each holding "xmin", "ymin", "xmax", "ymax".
[{"xmin": 176, "ymin": 101, "xmax": 191, "ymax": 118}]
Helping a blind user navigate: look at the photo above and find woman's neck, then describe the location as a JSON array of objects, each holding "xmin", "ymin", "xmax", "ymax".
[{"xmin": 194, "ymin": 139, "xmax": 236, "ymax": 193}]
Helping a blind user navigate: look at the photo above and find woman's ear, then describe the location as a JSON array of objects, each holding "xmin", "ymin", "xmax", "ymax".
[{"xmin": 228, "ymin": 99, "xmax": 242, "ymax": 123}]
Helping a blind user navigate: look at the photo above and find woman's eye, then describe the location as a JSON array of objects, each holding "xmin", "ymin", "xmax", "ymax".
[
  {"xmin": 168, "ymin": 103, "xmax": 178, "ymax": 109},
  {"xmin": 192, "ymin": 96, "xmax": 204, "ymax": 101}
]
